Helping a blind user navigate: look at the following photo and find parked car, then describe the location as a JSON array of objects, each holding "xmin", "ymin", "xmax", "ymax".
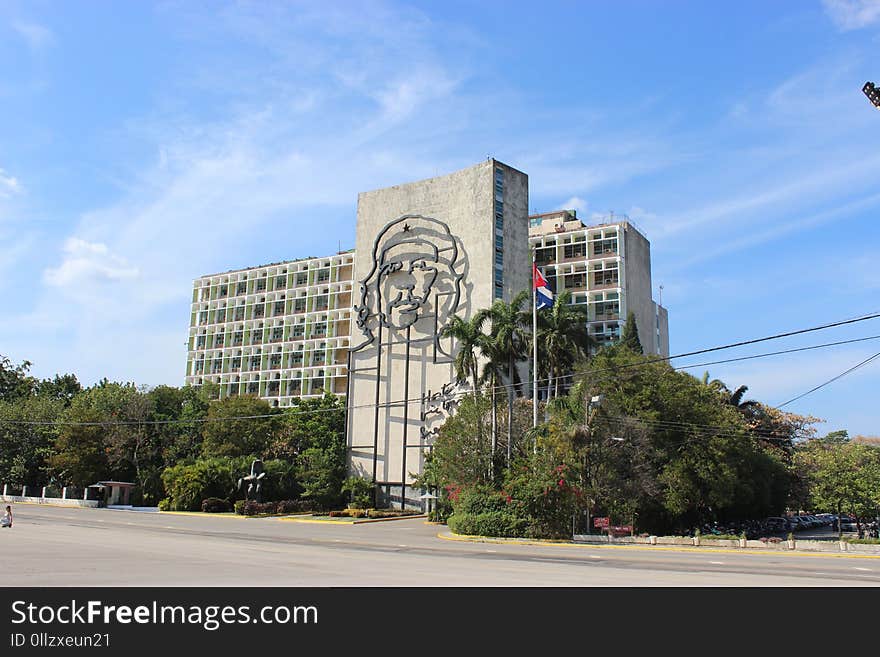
[
  {"xmin": 764, "ymin": 517, "xmax": 791, "ymax": 533},
  {"xmin": 788, "ymin": 516, "xmax": 807, "ymax": 531},
  {"xmin": 836, "ymin": 516, "xmax": 858, "ymax": 532}
]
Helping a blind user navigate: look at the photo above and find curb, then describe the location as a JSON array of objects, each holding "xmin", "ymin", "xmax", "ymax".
[
  {"xmin": 279, "ymin": 517, "xmax": 356, "ymax": 525},
  {"xmin": 280, "ymin": 514, "xmax": 427, "ymax": 525},
  {"xmin": 437, "ymin": 531, "xmax": 880, "ymax": 560}
]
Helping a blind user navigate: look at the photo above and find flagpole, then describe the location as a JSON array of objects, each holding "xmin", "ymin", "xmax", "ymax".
[{"xmin": 532, "ymin": 249, "xmax": 538, "ymax": 429}]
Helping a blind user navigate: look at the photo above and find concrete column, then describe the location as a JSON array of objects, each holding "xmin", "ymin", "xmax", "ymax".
[
  {"xmin": 21, "ymin": 485, "xmax": 28, "ymax": 497},
  {"xmin": 2, "ymin": 484, "xmax": 7, "ymax": 496},
  {"xmin": 41, "ymin": 487, "xmax": 47, "ymax": 498},
  {"xmin": 83, "ymin": 488, "xmax": 89, "ymax": 501},
  {"xmin": 62, "ymin": 487, "xmax": 67, "ymax": 500}
]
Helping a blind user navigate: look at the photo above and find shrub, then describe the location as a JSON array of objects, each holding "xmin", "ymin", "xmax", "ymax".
[
  {"xmin": 341, "ymin": 476, "xmax": 374, "ymax": 509},
  {"xmin": 366, "ymin": 509, "xmax": 420, "ymax": 519},
  {"xmin": 161, "ymin": 459, "xmax": 238, "ymax": 512},
  {"xmin": 453, "ymin": 486, "xmax": 508, "ymax": 516},
  {"xmin": 158, "ymin": 498, "xmax": 172, "ymax": 512},
  {"xmin": 448, "ymin": 510, "xmax": 528, "ymax": 538},
  {"xmin": 276, "ymin": 499, "xmax": 315, "ymax": 514},
  {"xmin": 234, "ymin": 500, "xmax": 246, "ymax": 515},
  {"xmin": 201, "ymin": 497, "xmax": 231, "ymax": 513},
  {"xmin": 847, "ymin": 538, "xmax": 880, "ymax": 544},
  {"xmin": 702, "ymin": 534, "xmax": 741, "ymax": 541}
]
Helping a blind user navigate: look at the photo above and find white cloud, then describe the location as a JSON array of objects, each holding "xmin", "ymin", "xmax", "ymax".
[
  {"xmin": 0, "ymin": 168, "xmax": 21, "ymax": 198},
  {"xmin": 558, "ymin": 196, "xmax": 588, "ymax": 215},
  {"xmin": 822, "ymin": 0, "xmax": 880, "ymax": 30},
  {"xmin": 12, "ymin": 20, "xmax": 54, "ymax": 51},
  {"xmin": 43, "ymin": 238, "xmax": 139, "ymax": 288}
]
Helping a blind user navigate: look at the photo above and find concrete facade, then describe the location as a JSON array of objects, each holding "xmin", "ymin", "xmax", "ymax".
[
  {"xmin": 529, "ymin": 210, "xmax": 668, "ymax": 357},
  {"xmin": 183, "ymin": 163, "xmax": 667, "ymax": 501},
  {"xmin": 185, "ymin": 252, "xmax": 355, "ymax": 406},
  {"xmin": 347, "ymin": 160, "xmax": 528, "ymax": 506}
]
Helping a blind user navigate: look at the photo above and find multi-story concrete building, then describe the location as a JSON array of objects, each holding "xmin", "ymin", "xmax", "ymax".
[
  {"xmin": 185, "ymin": 252, "xmax": 355, "ymax": 405},
  {"xmin": 184, "ymin": 162, "xmax": 668, "ymax": 501},
  {"xmin": 347, "ymin": 159, "xmax": 529, "ymax": 506},
  {"xmin": 529, "ymin": 209, "xmax": 669, "ymax": 357}
]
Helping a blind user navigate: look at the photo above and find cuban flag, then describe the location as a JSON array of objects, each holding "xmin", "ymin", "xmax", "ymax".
[{"xmin": 533, "ymin": 263, "xmax": 554, "ymax": 309}]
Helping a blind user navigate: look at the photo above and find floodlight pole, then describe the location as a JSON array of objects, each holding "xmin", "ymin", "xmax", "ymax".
[{"xmin": 863, "ymin": 81, "xmax": 880, "ymax": 110}]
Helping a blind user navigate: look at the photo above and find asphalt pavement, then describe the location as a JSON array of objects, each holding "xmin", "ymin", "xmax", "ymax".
[{"xmin": 3, "ymin": 505, "xmax": 879, "ymax": 586}]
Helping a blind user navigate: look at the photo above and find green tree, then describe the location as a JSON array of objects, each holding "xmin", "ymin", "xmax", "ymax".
[
  {"xmin": 619, "ymin": 311, "xmax": 643, "ymax": 354},
  {"xmin": 477, "ymin": 290, "xmax": 531, "ymax": 464},
  {"xmin": 49, "ymin": 407, "xmax": 109, "ymax": 488},
  {"xmin": 795, "ymin": 440, "xmax": 880, "ymax": 537},
  {"xmin": 35, "ymin": 374, "xmax": 82, "ymax": 406},
  {"xmin": 0, "ymin": 355, "xmax": 36, "ymax": 402},
  {"xmin": 268, "ymin": 394, "xmax": 345, "ymax": 460},
  {"xmin": 201, "ymin": 395, "xmax": 279, "ymax": 458},
  {"xmin": 0, "ymin": 395, "xmax": 64, "ymax": 486},
  {"xmin": 536, "ymin": 290, "xmax": 592, "ymax": 398},
  {"xmin": 441, "ymin": 314, "xmax": 490, "ymax": 397},
  {"xmin": 413, "ymin": 394, "xmax": 494, "ymax": 493}
]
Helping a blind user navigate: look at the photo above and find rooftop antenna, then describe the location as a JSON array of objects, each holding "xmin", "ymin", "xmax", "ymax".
[{"xmin": 659, "ymin": 284, "xmax": 664, "ymax": 306}]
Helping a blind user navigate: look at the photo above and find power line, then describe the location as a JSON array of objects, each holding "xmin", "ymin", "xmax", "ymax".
[
  {"xmin": 776, "ymin": 350, "xmax": 880, "ymax": 409},
  {"xmin": 3, "ymin": 313, "xmax": 879, "ymax": 428}
]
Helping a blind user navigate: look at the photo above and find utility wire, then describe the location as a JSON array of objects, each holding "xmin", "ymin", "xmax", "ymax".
[
  {"xmin": 3, "ymin": 314, "xmax": 879, "ymax": 428},
  {"xmin": 776, "ymin": 350, "xmax": 880, "ymax": 409}
]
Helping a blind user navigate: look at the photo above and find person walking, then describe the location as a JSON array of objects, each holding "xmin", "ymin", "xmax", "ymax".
[{"xmin": 0, "ymin": 505, "xmax": 12, "ymax": 528}]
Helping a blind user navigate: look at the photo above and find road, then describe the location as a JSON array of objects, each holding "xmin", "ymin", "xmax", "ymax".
[{"xmin": 3, "ymin": 505, "xmax": 879, "ymax": 586}]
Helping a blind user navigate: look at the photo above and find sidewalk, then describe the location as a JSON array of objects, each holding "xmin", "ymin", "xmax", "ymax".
[{"xmin": 438, "ymin": 530, "xmax": 880, "ymax": 558}]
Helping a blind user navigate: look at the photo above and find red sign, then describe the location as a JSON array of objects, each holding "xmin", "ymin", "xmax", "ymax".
[
  {"xmin": 610, "ymin": 525, "xmax": 633, "ymax": 535},
  {"xmin": 593, "ymin": 517, "xmax": 609, "ymax": 528}
]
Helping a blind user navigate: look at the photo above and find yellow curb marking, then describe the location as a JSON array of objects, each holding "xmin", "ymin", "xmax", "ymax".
[{"xmin": 279, "ymin": 517, "xmax": 356, "ymax": 525}]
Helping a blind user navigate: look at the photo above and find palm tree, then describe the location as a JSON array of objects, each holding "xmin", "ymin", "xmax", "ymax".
[
  {"xmin": 440, "ymin": 314, "xmax": 488, "ymax": 400},
  {"xmin": 536, "ymin": 290, "xmax": 593, "ymax": 399},
  {"xmin": 478, "ymin": 339, "xmax": 506, "ymax": 477},
  {"xmin": 477, "ymin": 290, "xmax": 531, "ymax": 465},
  {"xmin": 727, "ymin": 384, "xmax": 759, "ymax": 412}
]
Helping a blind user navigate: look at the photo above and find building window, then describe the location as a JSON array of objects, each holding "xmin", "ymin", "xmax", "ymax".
[
  {"xmin": 564, "ymin": 243, "xmax": 586, "ymax": 259},
  {"xmin": 535, "ymin": 247, "xmax": 554, "ymax": 265},
  {"xmin": 275, "ymin": 276, "xmax": 286, "ymax": 290},
  {"xmin": 564, "ymin": 273, "xmax": 587, "ymax": 289},
  {"xmin": 236, "ymin": 282, "xmax": 247, "ymax": 296},
  {"xmin": 593, "ymin": 238, "xmax": 618, "ymax": 256},
  {"xmin": 294, "ymin": 298, "xmax": 306, "ymax": 313},
  {"xmin": 296, "ymin": 273, "xmax": 307, "ymax": 286}
]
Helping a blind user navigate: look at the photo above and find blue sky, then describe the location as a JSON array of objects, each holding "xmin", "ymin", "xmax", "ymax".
[{"xmin": 1, "ymin": 1, "xmax": 878, "ymax": 436}]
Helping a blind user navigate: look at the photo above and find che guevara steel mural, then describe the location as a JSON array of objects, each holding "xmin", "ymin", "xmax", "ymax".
[{"xmin": 347, "ymin": 215, "xmax": 468, "ymax": 501}]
